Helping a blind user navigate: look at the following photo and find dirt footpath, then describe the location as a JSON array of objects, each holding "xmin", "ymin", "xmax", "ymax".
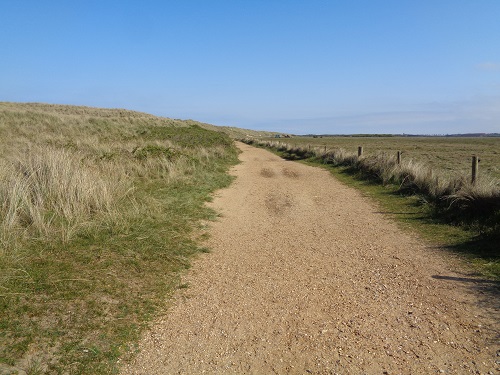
[{"xmin": 120, "ymin": 142, "xmax": 499, "ymax": 374}]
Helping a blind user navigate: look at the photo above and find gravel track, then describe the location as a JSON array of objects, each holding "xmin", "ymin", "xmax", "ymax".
[{"xmin": 120, "ymin": 142, "xmax": 499, "ymax": 374}]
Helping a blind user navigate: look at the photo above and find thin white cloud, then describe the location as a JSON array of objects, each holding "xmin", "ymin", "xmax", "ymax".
[
  {"xmin": 476, "ymin": 62, "xmax": 500, "ymax": 71},
  {"xmin": 249, "ymin": 96, "xmax": 500, "ymax": 135}
]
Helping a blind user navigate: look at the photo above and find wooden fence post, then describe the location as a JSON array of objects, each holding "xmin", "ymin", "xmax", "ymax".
[
  {"xmin": 472, "ymin": 155, "xmax": 479, "ymax": 184},
  {"xmin": 358, "ymin": 146, "xmax": 363, "ymax": 157},
  {"xmin": 397, "ymin": 151, "xmax": 401, "ymax": 165}
]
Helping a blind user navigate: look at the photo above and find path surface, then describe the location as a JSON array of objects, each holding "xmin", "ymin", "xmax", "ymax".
[{"xmin": 121, "ymin": 143, "xmax": 499, "ymax": 374}]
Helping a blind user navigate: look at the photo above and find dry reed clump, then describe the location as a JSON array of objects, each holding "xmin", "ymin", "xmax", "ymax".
[
  {"xmin": 0, "ymin": 145, "xmax": 216, "ymax": 243},
  {"xmin": 357, "ymin": 153, "xmax": 399, "ymax": 184},
  {"xmin": 0, "ymin": 146, "xmax": 125, "ymax": 241},
  {"xmin": 318, "ymin": 148, "xmax": 358, "ymax": 167},
  {"xmin": 447, "ymin": 178, "xmax": 500, "ymax": 215},
  {"xmin": 397, "ymin": 159, "xmax": 461, "ymax": 199}
]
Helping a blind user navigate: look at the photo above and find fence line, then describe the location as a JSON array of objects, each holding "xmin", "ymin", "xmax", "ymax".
[
  {"xmin": 241, "ymin": 138, "xmax": 500, "ymax": 215},
  {"xmin": 472, "ymin": 155, "xmax": 479, "ymax": 184}
]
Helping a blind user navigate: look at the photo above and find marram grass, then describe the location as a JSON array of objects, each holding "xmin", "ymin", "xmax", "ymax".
[{"xmin": 0, "ymin": 102, "xmax": 239, "ymax": 374}]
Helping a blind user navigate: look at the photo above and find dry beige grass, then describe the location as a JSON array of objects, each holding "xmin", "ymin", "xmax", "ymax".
[
  {"xmin": 0, "ymin": 102, "xmax": 230, "ymax": 244},
  {"xmin": 2, "ymin": 144, "xmax": 120, "ymax": 242}
]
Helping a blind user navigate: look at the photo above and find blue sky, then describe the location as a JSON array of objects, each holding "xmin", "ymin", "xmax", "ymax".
[{"xmin": 1, "ymin": 1, "xmax": 500, "ymax": 134}]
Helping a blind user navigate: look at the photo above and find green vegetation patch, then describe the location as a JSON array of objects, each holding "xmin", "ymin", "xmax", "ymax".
[
  {"xmin": 132, "ymin": 144, "xmax": 181, "ymax": 160},
  {"xmin": 138, "ymin": 124, "xmax": 234, "ymax": 148}
]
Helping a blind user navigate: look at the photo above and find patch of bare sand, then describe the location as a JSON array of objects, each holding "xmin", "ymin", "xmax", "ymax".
[{"xmin": 120, "ymin": 142, "xmax": 499, "ymax": 374}]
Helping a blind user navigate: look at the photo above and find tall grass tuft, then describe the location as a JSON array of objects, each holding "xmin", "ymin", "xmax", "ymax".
[{"xmin": 0, "ymin": 147, "xmax": 119, "ymax": 241}]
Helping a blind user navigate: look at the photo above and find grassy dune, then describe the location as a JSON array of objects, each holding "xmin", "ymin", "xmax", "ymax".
[{"xmin": 0, "ymin": 102, "xmax": 239, "ymax": 374}]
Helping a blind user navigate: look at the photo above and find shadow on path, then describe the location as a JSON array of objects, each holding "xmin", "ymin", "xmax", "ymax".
[{"xmin": 432, "ymin": 274, "xmax": 500, "ymax": 286}]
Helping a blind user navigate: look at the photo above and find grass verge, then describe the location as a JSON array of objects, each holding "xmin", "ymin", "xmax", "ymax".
[{"xmin": 325, "ymin": 165, "xmax": 499, "ymax": 280}]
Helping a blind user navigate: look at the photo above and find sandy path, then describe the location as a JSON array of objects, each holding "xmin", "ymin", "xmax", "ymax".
[{"xmin": 120, "ymin": 142, "xmax": 498, "ymax": 374}]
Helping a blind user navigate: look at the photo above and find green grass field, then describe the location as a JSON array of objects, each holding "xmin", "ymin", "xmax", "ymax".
[
  {"xmin": 0, "ymin": 102, "xmax": 239, "ymax": 374},
  {"xmin": 269, "ymin": 136, "xmax": 500, "ymax": 180}
]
